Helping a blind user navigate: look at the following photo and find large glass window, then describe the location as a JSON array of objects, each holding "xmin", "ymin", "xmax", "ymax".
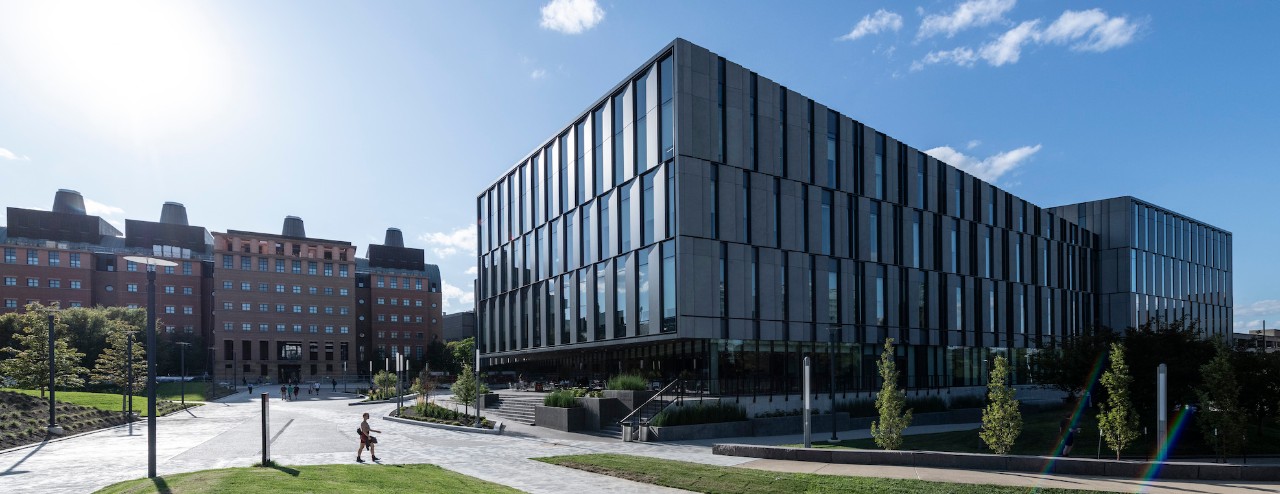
[
  {"xmin": 634, "ymin": 72, "xmax": 649, "ymax": 171},
  {"xmin": 912, "ymin": 210, "xmax": 921, "ymax": 268},
  {"xmin": 749, "ymin": 73, "xmax": 758, "ymax": 170},
  {"xmin": 718, "ymin": 243, "xmax": 727, "ymax": 318},
  {"xmin": 659, "ymin": 55, "xmax": 674, "ymax": 162},
  {"xmin": 716, "ymin": 57, "xmax": 726, "ymax": 163},
  {"xmin": 595, "ymin": 263, "xmax": 607, "ymax": 340},
  {"xmin": 551, "ymin": 219, "xmax": 560, "ymax": 275},
  {"xmin": 638, "ymin": 247, "xmax": 651, "ymax": 333},
  {"xmin": 559, "ymin": 134, "xmax": 569, "ymax": 211},
  {"xmin": 575, "ymin": 120, "xmax": 586, "ymax": 203},
  {"xmin": 869, "ymin": 202, "xmax": 880, "ymax": 262},
  {"xmin": 984, "ymin": 227, "xmax": 992, "ymax": 278},
  {"xmin": 917, "ymin": 153, "xmax": 927, "ymax": 209},
  {"xmin": 566, "ymin": 211, "xmax": 576, "ymax": 269},
  {"xmin": 778, "ymin": 86, "xmax": 786, "ymax": 174},
  {"xmin": 828, "ymin": 259, "xmax": 839, "ymax": 324},
  {"xmin": 821, "ymin": 190, "xmax": 832, "ymax": 255},
  {"xmin": 641, "ymin": 171, "xmax": 655, "ymax": 246},
  {"xmin": 950, "ymin": 218, "xmax": 959, "ymax": 272},
  {"xmin": 592, "ymin": 105, "xmax": 605, "ymax": 196},
  {"xmin": 874, "ymin": 134, "xmax": 885, "ymax": 199},
  {"xmin": 620, "ymin": 183, "xmax": 632, "ymax": 252},
  {"xmin": 709, "ymin": 164, "xmax": 718, "ymax": 238},
  {"xmin": 616, "ymin": 256, "xmax": 628, "ymax": 338},
  {"xmin": 562, "ymin": 274, "xmax": 573, "ymax": 344},
  {"xmin": 578, "ymin": 267, "xmax": 590, "ymax": 341},
  {"xmin": 666, "ymin": 164, "xmax": 676, "ymax": 238},
  {"xmin": 612, "ymin": 91, "xmax": 626, "ymax": 186},
  {"xmin": 581, "ymin": 203, "xmax": 593, "ymax": 264},
  {"xmin": 600, "ymin": 193, "xmax": 612, "ymax": 258},
  {"xmin": 827, "ymin": 110, "xmax": 838, "ymax": 189},
  {"xmin": 661, "ymin": 241, "xmax": 676, "ymax": 332},
  {"xmin": 742, "ymin": 171, "xmax": 751, "ymax": 243},
  {"xmin": 875, "ymin": 265, "xmax": 885, "ymax": 326}
]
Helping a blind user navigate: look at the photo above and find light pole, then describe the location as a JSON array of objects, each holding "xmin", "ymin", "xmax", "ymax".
[
  {"xmin": 176, "ymin": 342, "xmax": 191, "ymax": 407},
  {"xmin": 124, "ymin": 330, "xmax": 138, "ymax": 423},
  {"xmin": 342, "ymin": 360, "xmax": 348, "ymax": 392},
  {"xmin": 828, "ymin": 325, "xmax": 838, "ymax": 443},
  {"xmin": 124, "ymin": 255, "xmax": 177, "ymax": 480},
  {"xmin": 47, "ymin": 310, "xmax": 63, "ymax": 435}
]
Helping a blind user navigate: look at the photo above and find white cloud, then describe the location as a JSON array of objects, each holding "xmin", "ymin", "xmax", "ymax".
[
  {"xmin": 966, "ymin": 140, "xmax": 982, "ymax": 149},
  {"xmin": 918, "ymin": 0, "xmax": 1016, "ymax": 40},
  {"xmin": 0, "ymin": 147, "xmax": 29, "ymax": 161},
  {"xmin": 84, "ymin": 197, "xmax": 124, "ymax": 217},
  {"xmin": 464, "ymin": 266, "xmax": 478, "ymax": 276},
  {"xmin": 1041, "ymin": 9, "xmax": 1140, "ymax": 52},
  {"xmin": 441, "ymin": 281, "xmax": 475, "ymax": 312},
  {"xmin": 420, "ymin": 225, "xmax": 476, "ymax": 260},
  {"xmin": 911, "ymin": 46, "xmax": 977, "ymax": 71},
  {"xmin": 839, "ymin": 9, "xmax": 904, "ymax": 41},
  {"xmin": 978, "ymin": 20, "xmax": 1040, "ymax": 67},
  {"xmin": 539, "ymin": 0, "xmax": 604, "ymax": 35},
  {"xmin": 924, "ymin": 144, "xmax": 1042, "ymax": 183},
  {"xmin": 530, "ymin": 68, "xmax": 547, "ymax": 80}
]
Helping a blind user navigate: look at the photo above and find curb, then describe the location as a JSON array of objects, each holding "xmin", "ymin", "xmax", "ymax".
[
  {"xmin": 347, "ymin": 393, "xmax": 418, "ymax": 406},
  {"xmin": 381, "ymin": 415, "xmax": 505, "ymax": 435}
]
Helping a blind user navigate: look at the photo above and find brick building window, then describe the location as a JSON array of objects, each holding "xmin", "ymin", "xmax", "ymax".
[{"xmin": 27, "ymin": 249, "xmax": 39, "ymax": 265}]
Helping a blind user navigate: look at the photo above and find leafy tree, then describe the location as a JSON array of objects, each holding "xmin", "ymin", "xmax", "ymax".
[
  {"xmin": 1230, "ymin": 348, "xmax": 1280, "ymax": 435},
  {"xmin": 451, "ymin": 363, "xmax": 489, "ymax": 416},
  {"xmin": 871, "ymin": 338, "xmax": 912, "ymax": 450},
  {"xmin": 980, "ymin": 354, "xmax": 1022, "ymax": 455},
  {"xmin": 0, "ymin": 303, "xmax": 88, "ymax": 397},
  {"xmin": 372, "ymin": 371, "xmax": 398, "ymax": 400},
  {"xmin": 424, "ymin": 339, "xmax": 450, "ymax": 375},
  {"xmin": 412, "ymin": 364, "xmax": 439, "ymax": 407},
  {"xmin": 1197, "ymin": 344, "xmax": 1245, "ymax": 460},
  {"xmin": 1098, "ymin": 342, "xmax": 1139, "ymax": 460},
  {"xmin": 446, "ymin": 337, "xmax": 476, "ymax": 375},
  {"xmin": 1123, "ymin": 316, "xmax": 1213, "ymax": 419},
  {"xmin": 1029, "ymin": 328, "xmax": 1116, "ymax": 403},
  {"xmin": 91, "ymin": 320, "xmax": 147, "ymax": 393}
]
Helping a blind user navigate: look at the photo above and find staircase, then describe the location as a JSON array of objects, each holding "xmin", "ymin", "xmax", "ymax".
[{"xmin": 480, "ymin": 395, "xmax": 540, "ymax": 426}]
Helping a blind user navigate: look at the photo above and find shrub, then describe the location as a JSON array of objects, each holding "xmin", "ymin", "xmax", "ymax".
[
  {"xmin": 835, "ymin": 398, "xmax": 878, "ymax": 417},
  {"xmin": 906, "ymin": 395, "xmax": 948, "ymax": 414},
  {"xmin": 948, "ymin": 394, "xmax": 986, "ymax": 410},
  {"xmin": 407, "ymin": 402, "xmax": 493, "ymax": 429},
  {"xmin": 543, "ymin": 390, "xmax": 581, "ymax": 408},
  {"xmin": 649, "ymin": 401, "xmax": 745, "ymax": 427},
  {"xmin": 606, "ymin": 374, "xmax": 648, "ymax": 391}
]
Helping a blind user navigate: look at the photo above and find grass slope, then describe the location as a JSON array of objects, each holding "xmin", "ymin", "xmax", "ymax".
[
  {"xmin": 0, "ymin": 391, "xmax": 129, "ymax": 450},
  {"xmin": 95, "ymin": 463, "xmax": 521, "ymax": 494},
  {"xmin": 537, "ymin": 454, "xmax": 1112, "ymax": 494},
  {"xmin": 2, "ymin": 389, "xmax": 196, "ymax": 417}
]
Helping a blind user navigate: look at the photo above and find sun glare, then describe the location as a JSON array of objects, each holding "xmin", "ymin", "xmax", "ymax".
[{"xmin": 5, "ymin": 1, "xmax": 233, "ymax": 140}]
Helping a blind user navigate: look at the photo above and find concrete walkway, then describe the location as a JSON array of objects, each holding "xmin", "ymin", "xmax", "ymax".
[{"xmin": 0, "ymin": 390, "xmax": 1275, "ymax": 494}]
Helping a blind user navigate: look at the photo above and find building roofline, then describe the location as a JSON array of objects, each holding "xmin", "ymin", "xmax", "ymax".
[{"xmin": 219, "ymin": 229, "xmax": 353, "ymax": 247}]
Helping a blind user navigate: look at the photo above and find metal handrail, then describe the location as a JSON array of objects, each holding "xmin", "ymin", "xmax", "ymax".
[{"xmin": 617, "ymin": 378, "xmax": 682, "ymax": 428}]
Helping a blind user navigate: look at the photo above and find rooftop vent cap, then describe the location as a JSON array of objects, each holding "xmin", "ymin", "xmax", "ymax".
[{"xmin": 52, "ymin": 189, "xmax": 87, "ymax": 215}]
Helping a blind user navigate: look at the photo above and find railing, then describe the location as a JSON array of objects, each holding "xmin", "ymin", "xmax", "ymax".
[{"xmin": 618, "ymin": 378, "xmax": 688, "ymax": 438}]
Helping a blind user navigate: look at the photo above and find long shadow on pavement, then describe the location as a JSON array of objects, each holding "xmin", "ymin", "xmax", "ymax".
[{"xmin": 0, "ymin": 437, "xmax": 47, "ymax": 476}]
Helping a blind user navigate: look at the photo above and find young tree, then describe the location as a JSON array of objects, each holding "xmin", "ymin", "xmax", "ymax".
[
  {"xmin": 446, "ymin": 337, "xmax": 476, "ymax": 375},
  {"xmin": 1197, "ymin": 344, "xmax": 1245, "ymax": 460},
  {"xmin": 871, "ymin": 338, "xmax": 912, "ymax": 450},
  {"xmin": 412, "ymin": 364, "xmax": 439, "ymax": 406},
  {"xmin": 0, "ymin": 303, "xmax": 87, "ymax": 397},
  {"xmin": 1097, "ymin": 342, "xmax": 1139, "ymax": 460},
  {"xmin": 980, "ymin": 354, "xmax": 1022, "ymax": 455},
  {"xmin": 451, "ymin": 363, "xmax": 489, "ymax": 416},
  {"xmin": 91, "ymin": 320, "xmax": 147, "ymax": 393},
  {"xmin": 372, "ymin": 371, "xmax": 398, "ymax": 400}
]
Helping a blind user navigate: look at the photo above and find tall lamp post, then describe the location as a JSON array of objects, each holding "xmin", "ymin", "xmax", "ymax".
[
  {"xmin": 176, "ymin": 342, "xmax": 191, "ymax": 407},
  {"xmin": 827, "ymin": 326, "xmax": 839, "ymax": 443},
  {"xmin": 124, "ymin": 256, "xmax": 177, "ymax": 480},
  {"xmin": 47, "ymin": 310, "xmax": 64, "ymax": 435},
  {"xmin": 124, "ymin": 330, "xmax": 138, "ymax": 423}
]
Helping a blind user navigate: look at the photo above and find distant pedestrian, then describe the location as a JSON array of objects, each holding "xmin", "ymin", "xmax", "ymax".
[
  {"xmin": 356, "ymin": 412, "xmax": 382, "ymax": 463},
  {"xmin": 1059, "ymin": 416, "xmax": 1076, "ymax": 457},
  {"xmin": 280, "ymin": 385, "xmax": 287, "ymax": 401},
  {"xmin": 248, "ymin": 383, "xmax": 254, "ymax": 395},
  {"xmin": 332, "ymin": 378, "xmax": 337, "ymax": 392},
  {"xmin": 314, "ymin": 382, "xmax": 321, "ymax": 395},
  {"xmin": 292, "ymin": 384, "xmax": 299, "ymax": 400}
]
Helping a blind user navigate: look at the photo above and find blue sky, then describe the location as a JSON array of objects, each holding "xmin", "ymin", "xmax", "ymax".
[{"xmin": 0, "ymin": 0, "xmax": 1276, "ymax": 329}]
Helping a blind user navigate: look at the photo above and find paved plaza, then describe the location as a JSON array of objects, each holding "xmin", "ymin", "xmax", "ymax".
[{"xmin": 0, "ymin": 390, "xmax": 1276, "ymax": 493}]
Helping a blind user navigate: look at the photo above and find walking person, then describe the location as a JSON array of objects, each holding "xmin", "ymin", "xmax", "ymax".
[
  {"xmin": 332, "ymin": 378, "xmax": 337, "ymax": 392},
  {"xmin": 356, "ymin": 412, "xmax": 382, "ymax": 463},
  {"xmin": 1059, "ymin": 415, "xmax": 1076, "ymax": 457},
  {"xmin": 280, "ymin": 384, "xmax": 287, "ymax": 401},
  {"xmin": 314, "ymin": 382, "xmax": 321, "ymax": 395}
]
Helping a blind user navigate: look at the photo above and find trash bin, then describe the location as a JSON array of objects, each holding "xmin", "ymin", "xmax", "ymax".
[
  {"xmin": 638, "ymin": 424, "xmax": 651, "ymax": 442},
  {"xmin": 621, "ymin": 423, "xmax": 634, "ymax": 442}
]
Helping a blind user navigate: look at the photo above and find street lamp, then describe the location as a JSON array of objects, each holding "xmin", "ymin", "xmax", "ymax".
[
  {"xmin": 176, "ymin": 342, "xmax": 191, "ymax": 407},
  {"xmin": 828, "ymin": 325, "xmax": 838, "ymax": 443},
  {"xmin": 47, "ymin": 310, "xmax": 63, "ymax": 436},
  {"xmin": 124, "ymin": 330, "xmax": 138, "ymax": 424},
  {"xmin": 123, "ymin": 255, "xmax": 177, "ymax": 480}
]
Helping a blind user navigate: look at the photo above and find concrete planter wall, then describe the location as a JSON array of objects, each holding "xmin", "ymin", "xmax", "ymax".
[
  {"xmin": 579, "ymin": 397, "xmax": 629, "ymax": 430},
  {"xmin": 647, "ymin": 420, "xmax": 752, "ymax": 442},
  {"xmin": 482, "ymin": 393, "xmax": 500, "ymax": 407},
  {"xmin": 602, "ymin": 390, "xmax": 656, "ymax": 411},
  {"xmin": 534, "ymin": 405, "xmax": 586, "ymax": 432},
  {"xmin": 749, "ymin": 412, "xmax": 851, "ymax": 436}
]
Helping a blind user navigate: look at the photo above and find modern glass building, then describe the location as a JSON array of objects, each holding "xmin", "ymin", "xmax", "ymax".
[{"xmin": 474, "ymin": 39, "xmax": 1231, "ymax": 394}]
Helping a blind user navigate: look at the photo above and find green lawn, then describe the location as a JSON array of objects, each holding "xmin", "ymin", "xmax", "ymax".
[
  {"xmin": 94, "ymin": 463, "xmax": 521, "ymax": 494},
  {"xmin": 153, "ymin": 381, "xmax": 213, "ymax": 402},
  {"xmin": 537, "ymin": 454, "xmax": 1112, "ymax": 494},
  {"xmin": 2, "ymin": 389, "xmax": 196, "ymax": 417},
  {"xmin": 803, "ymin": 406, "xmax": 1279, "ymax": 459}
]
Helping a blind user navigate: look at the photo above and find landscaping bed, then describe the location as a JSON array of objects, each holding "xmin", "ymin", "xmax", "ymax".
[
  {"xmin": 395, "ymin": 402, "xmax": 495, "ymax": 429},
  {"xmin": 0, "ymin": 390, "xmax": 130, "ymax": 450}
]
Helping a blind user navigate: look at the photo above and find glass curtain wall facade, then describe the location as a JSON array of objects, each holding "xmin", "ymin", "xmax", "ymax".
[{"xmin": 476, "ymin": 39, "xmax": 1227, "ymax": 394}]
